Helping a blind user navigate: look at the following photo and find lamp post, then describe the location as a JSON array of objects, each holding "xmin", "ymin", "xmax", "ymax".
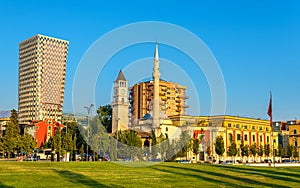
[{"xmin": 84, "ymin": 104, "xmax": 94, "ymax": 161}]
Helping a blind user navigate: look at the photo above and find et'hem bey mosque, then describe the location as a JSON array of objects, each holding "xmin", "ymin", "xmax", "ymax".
[{"xmin": 111, "ymin": 43, "xmax": 277, "ymax": 163}]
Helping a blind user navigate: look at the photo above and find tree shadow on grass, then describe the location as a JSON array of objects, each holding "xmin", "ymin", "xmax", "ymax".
[
  {"xmin": 217, "ymin": 165, "xmax": 300, "ymax": 184},
  {"xmin": 53, "ymin": 169, "xmax": 116, "ymax": 188},
  {"xmin": 151, "ymin": 166, "xmax": 248, "ymax": 187},
  {"xmin": 163, "ymin": 165, "xmax": 290, "ymax": 188},
  {"xmin": 0, "ymin": 182, "xmax": 14, "ymax": 188}
]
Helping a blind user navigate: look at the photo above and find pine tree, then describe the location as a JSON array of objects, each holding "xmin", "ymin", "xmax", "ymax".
[
  {"xmin": 3, "ymin": 109, "xmax": 21, "ymax": 159},
  {"xmin": 53, "ymin": 127, "xmax": 62, "ymax": 161},
  {"xmin": 72, "ymin": 134, "xmax": 77, "ymax": 161}
]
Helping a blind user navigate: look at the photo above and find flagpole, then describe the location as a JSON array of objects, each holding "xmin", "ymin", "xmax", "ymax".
[{"xmin": 267, "ymin": 91, "xmax": 275, "ymax": 167}]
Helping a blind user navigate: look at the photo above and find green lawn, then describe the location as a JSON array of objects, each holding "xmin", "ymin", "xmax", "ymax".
[{"xmin": 0, "ymin": 161, "xmax": 300, "ymax": 187}]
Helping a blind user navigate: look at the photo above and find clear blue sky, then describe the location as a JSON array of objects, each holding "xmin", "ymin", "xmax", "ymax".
[{"xmin": 0, "ymin": 0, "xmax": 299, "ymax": 121}]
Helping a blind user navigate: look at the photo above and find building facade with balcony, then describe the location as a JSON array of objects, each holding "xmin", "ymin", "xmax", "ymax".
[{"xmin": 129, "ymin": 79, "xmax": 188, "ymax": 126}]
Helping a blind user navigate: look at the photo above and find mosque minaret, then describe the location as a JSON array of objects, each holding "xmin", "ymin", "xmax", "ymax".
[{"xmin": 152, "ymin": 42, "xmax": 161, "ymax": 128}]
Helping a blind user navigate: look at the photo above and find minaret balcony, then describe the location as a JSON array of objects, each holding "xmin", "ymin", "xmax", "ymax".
[{"xmin": 179, "ymin": 95, "xmax": 189, "ymax": 99}]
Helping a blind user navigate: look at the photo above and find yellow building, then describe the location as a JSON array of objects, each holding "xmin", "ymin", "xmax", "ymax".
[
  {"xmin": 0, "ymin": 117, "xmax": 10, "ymax": 137},
  {"xmin": 170, "ymin": 115, "xmax": 278, "ymax": 162},
  {"xmin": 288, "ymin": 123, "xmax": 300, "ymax": 157},
  {"xmin": 129, "ymin": 79, "xmax": 188, "ymax": 124}
]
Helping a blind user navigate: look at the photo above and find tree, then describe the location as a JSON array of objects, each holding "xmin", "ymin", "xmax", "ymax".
[
  {"xmin": 283, "ymin": 147, "xmax": 287, "ymax": 158},
  {"xmin": 244, "ymin": 145, "xmax": 250, "ymax": 162},
  {"xmin": 0, "ymin": 138, "xmax": 4, "ymax": 158},
  {"xmin": 157, "ymin": 133, "xmax": 168, "ymax": 161},
  {"xmin": 250, "ymin": 143, "xmax": 257, "ymax": 161},
  {"xmin": 193, "ymin": 138, "xmax": 199, "ymax": 154},
  {"xmin": 150, "ymin": 130, "xmax": 159, "ymax": 159},
  {"xmin": 227, "ymin": 142, "xmax": 237, "ymax": 160},
  {"xmin": 3, "ymin": 109, "xmax": 21, "ymax": 159},
  {"xmin": 113, "ymin": 130, "xmax": 142, "ymax": 161},
  {"xmin": 240, "ymin": 141, "xmax": 246, "ymax": 162},
  {"xmin": 257, "ymin": 144, "xmax": 264, "ymax": 162},
  {"xmin": 61, "ymin": 130, "xmax": 72, "ymax": 161},
  {"xmin": 80, "ymin": 144, "xmax": 84, "ymax": 161},
  {"xmin": 176, "ymin": 130, "xmax": 192, "ymax": 160},
  {"xmin": 88, "ymin": 117, "xmax": 110, "ymax": 160},
  {"xmin": 96, "ymin": 105, "xmax": 112, "ymax": 133},
  {"xmin": 292, "ymin": 146, "xmax": 299, "ymax": 159},
  {"xmin": 21, "ymin": 133, "xmax": 37, "ymax": 157},
  {"xmin": 264, "ymin": 144, "xmax": 271, "ymax": 159},
  {"xmin": 278, "ymin": 144, "xmax": 284, "ymax": 159},
  {"xmin": 53, "ymin": 127, "xmax": 62, "ymax": 161},
  {"xmin": 109, "ymin": 136, "xmax": 117, "ymax": 161},
  {"xmin": 287, "ymin": 144, "xmax": 293, "ymax": 159},
  {"xmin": 214, "ymin": 135, "xmax": 225, "ymax": 162},
  {"xmin": 72, "ymin": 134, "xmax": 77, "ymax": 161}
]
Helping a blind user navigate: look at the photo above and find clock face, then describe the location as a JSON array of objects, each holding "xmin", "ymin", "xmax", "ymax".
[{"xmin": 121, "ymin": 89, "xmax": 125, "ymax": 94}]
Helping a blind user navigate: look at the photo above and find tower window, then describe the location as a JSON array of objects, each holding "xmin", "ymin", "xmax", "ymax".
[{"xmin": 294, "ymin": 129, "xmax": 297, "ymax": 134}]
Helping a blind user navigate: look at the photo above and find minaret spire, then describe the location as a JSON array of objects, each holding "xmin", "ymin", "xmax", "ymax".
[
  {"xmin": 152, "ymin": 42, "xmax": 161, "ymax": 128},
  {"xmin": 154, "ymin": 41, "xmax": 159, "ymax": 61}
]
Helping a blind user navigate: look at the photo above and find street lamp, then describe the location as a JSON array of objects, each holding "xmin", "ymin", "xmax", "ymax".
[{"xmin": 84, "ymin": 104, "xmax": 94, "ymax": 161}]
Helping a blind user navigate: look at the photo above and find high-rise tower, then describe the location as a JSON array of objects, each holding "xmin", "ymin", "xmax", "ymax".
[
  {"xmin": 129, "ymin": 80, "xmax": 188, "ymax": 122},
  {"xmin": 152, "ymin": 42, "xmax": 161, "ymax": 128},
  {"xmin": 112, "ymin": 70, "xmax": 129, "ymax": 133},
  {"xmin": 18, "ymin": 34, "xmax": 69, "ymax": 125}
]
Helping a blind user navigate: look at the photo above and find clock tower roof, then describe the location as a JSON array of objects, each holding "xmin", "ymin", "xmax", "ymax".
[{"xmin": 115, "ymin": 70, "xmax": 126, "ymax": 81}]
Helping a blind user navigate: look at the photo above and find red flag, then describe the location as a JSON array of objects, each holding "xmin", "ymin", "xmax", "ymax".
[{"xmin": 267, "ymin": 92, "xmax": 272, "ymax": 127}]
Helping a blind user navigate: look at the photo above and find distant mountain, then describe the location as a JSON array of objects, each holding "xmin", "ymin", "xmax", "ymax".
[{"xmin": 0, "ymin": 111, "xmax": 11, "ymax": 118}]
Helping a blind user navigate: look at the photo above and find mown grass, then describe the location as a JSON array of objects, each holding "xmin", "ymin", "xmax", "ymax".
[{"xmin": 0, "ymin": 161, "xmax": 300, "ymax": 187}]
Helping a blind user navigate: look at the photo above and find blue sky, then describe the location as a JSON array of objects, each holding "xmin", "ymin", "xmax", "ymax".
[{"xmin": 0, "ymin": 0, "xmax": 299, "ymax": 121}]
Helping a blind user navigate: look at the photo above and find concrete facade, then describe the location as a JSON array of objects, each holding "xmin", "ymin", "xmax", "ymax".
[{"xmin": 18, "ymin": 34, "xmax": 69, "ymax": 125}]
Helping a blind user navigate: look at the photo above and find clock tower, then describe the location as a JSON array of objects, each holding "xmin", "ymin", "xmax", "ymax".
[{"xmin": 112, "ymin": 70, "xmax": 129, "ymax": 133}]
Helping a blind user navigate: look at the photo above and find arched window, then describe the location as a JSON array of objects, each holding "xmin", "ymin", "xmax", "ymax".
[
  {"xmin": 144, "ymin": 139, "xmax": 150, "ymax": 147},
  {"xmin": 294, "ymin": 129, "xmax": 297, "ymax": 134},
  {"xmin": 229, "ymin": 133, "xmax": 233, "ymax": 142}
]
